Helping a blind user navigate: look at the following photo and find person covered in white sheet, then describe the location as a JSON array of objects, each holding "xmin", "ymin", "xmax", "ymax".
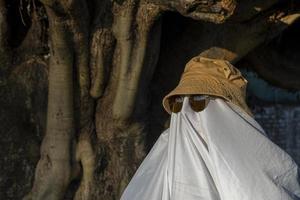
[{"xmin": 120, "ymin": 56, "xmax": 300, "ymax": 200}]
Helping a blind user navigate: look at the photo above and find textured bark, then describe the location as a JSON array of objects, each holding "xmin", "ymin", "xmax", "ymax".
[
  {"xmin": 91, "ymin": 2, "xmax": 163, "ymax": 198},
  {"xmin": 24, "ymin": 6, "xmax": 76, "ymax": 200},
  {"xmin": 151, "ymin": 0, "xmax": 237, "ymax": 23},
  {"xmin": 111, "ymin": 2, "xmax": 162, "ymax": 121},
  {"xmin": 230, "ymin": 0, "xmax": 280, "ymax": 21},
  {"xmin": 23, "ymin": 0, "xmax": 95, "ymax": 199},
  {"xmin": 0, "ymin": 0, "xmax": 10, "ymax": 72}
]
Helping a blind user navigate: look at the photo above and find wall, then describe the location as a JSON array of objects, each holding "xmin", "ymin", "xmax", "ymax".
[
  {"xmin": 252, "ymin": 104, "xmax": 300, "ymax": 165},
  {"xmin": 244, "ymin": 68, "xmax": 300, "ymax": 165}
]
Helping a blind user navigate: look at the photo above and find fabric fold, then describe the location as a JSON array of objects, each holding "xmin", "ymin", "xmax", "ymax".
[{"xmin": 120, "ymin": 97, "xmax": 300, "ymax": 200}]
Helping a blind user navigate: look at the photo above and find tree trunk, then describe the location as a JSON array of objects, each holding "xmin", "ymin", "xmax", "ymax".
[{"xmin": 25, "ymin": 6, "xmax": 76, "ymax": 200}]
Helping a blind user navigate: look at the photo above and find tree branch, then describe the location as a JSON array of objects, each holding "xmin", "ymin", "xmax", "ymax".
[
  {"xmin": 150, "ymin": 0, "xmax": 236, "ymax": 23},
  {"xmin": 230, "ymin": 0, "xmax": 279, "ymax": 22},
  {"xmin": 90, "ymin": 1, "xmax": 115, "ymax": 98},
  {"xmin": 200, "ymin": 11, "xmax": 300, "ymax": 63}
]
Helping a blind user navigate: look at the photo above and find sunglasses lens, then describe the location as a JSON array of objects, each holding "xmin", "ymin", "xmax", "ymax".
[
  {"xmin": 170, "ymin": 96, "xmax": 183, "ymax": 113},
  {"xmin": 189, "ymin": 96, "xmax": 208, "ymax": 112}
]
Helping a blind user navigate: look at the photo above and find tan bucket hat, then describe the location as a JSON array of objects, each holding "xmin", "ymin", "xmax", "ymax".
[{"xmin": 162, "ymin": 56, "xmax": 253, "ymax": 116}]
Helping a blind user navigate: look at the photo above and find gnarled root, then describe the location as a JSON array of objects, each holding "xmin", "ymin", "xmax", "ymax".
[
  {"xmin": 24, "ymin": 0, "xmax": 91, "ymax": 199},
  {"xmin": 112, "ymin": 2, "xmax": 161, "ymax": 121},
  {"xmin": 74, "ymin": 124, "xmax": 96, "ymax": 200},
  {"xmin": 90, "ymin": 28, "xmax": 115, "ymax": 99},
  {"xmin": 24, "ymin": 7, "xmax": 76, "ymax": 199}
]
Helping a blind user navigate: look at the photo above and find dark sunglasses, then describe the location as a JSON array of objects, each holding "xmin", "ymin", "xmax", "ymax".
[{"xmin": 169, "ymin": 95, "xmax": 212, "ymax": 113}]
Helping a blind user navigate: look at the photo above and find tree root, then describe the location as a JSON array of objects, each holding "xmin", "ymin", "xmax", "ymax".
[
  {"xmin": 90, "ymin": 29, "xmax": 115, "ymax": 99},
  {"xmin": 112, "ymin": 2, "xmax": 161, "ymax": 121},
  {"xmin": 24, "ymin": 0, "xmax": 92, "ymax": 199},
  {"xmin": 74, "ymin": 124, "xmax": 96, "ymax": 200},
  {"xmin": 24, "ymin": 7, "xmax": 76, "ymax": 199}
]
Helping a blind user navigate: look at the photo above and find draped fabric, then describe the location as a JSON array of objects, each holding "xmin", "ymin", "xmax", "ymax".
[{"xmin": 120, "ymin": 97, "xmax": 300, "ymax": 200}]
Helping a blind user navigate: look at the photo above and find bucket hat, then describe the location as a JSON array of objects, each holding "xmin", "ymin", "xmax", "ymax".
[{"xmin": 162, "ymin": 56, "xmax": 253, "ymax": 116}]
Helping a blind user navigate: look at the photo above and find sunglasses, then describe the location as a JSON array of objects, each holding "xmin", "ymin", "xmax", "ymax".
[{"xmin": 169, "ymin": 95, "xmax": 213, "ymax": 113}]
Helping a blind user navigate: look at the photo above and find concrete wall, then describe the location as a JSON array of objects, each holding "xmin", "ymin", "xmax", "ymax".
[{"xmin": 252, "ymin": 104, "xmax": 300, "ymax": 165}]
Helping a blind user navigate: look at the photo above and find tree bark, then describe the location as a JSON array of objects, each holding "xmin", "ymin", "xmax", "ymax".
[
  {"xmin": 25, "ymin": 7, "xmax": 76, "ymax": 199},
  {"xmin": 0, "ymin": 0, "xmax": 10, "ymax": 73}
]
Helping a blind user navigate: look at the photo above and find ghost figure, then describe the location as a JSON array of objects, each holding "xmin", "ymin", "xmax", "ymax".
[{"xmin": 120, "ymin": 56, "xmax": 300, "ymax": 200}]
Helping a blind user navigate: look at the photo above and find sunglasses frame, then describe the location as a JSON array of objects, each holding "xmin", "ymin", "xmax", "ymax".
[{"xmin": 169, "ymin": 95, "xmax": 215, "ymax": 113}]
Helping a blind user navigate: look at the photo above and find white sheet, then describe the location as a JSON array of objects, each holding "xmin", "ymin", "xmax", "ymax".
[{"xmin": 120, "ymin": 97, "xmax": 300, "ymax": 200}]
